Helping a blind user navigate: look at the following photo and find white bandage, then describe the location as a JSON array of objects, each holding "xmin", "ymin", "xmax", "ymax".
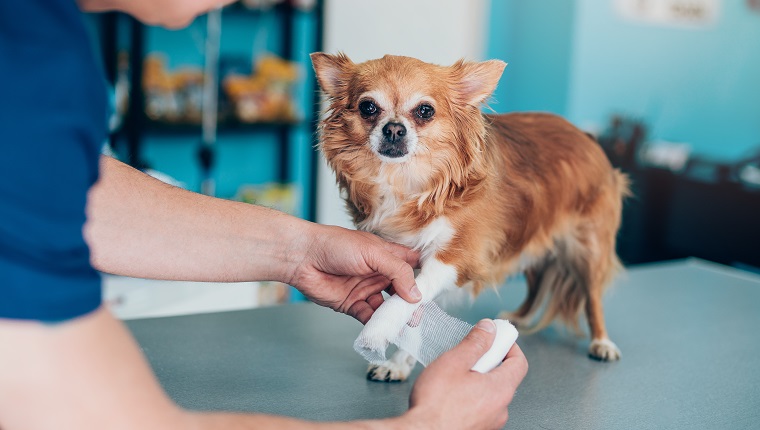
[{"xmin": 354, "ymin": 299, "xmax": 518, "ymax": 373}]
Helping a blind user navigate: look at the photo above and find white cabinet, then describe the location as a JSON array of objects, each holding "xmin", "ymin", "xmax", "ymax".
[{"xmin": 102, "ymin": 274, "xmax": 262, "ymax": 320}]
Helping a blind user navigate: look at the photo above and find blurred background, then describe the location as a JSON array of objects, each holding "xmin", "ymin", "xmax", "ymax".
[{"xmin": 84, "ymin": 0, "xmax": 760, "ymax": 318}]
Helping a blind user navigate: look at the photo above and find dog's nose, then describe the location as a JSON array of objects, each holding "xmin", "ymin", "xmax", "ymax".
[{"xmin": 382, "ymin": 122, "xmax": 407, "ymax": 143}]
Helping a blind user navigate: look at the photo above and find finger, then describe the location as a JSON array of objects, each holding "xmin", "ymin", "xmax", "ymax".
[
  {"xmin": 385, "ymin": 285, "xmax": 396, "ymax": 296},
  {"xmin": 505, "ymin": 342, "xmax": 526, "ymax": 361},
  {"xmin": 367, "ymin": 293, "xmax": 385, "ymax": 311},
  {"xmin": 361, "ymin": 275, "xmax": 395, "ymax": 296},
  {"xmin": 355, "ymin": 274, "xmax": 392, "ymax": 296},
  {"xmin": 440, "ymin": 319, "xmax": 497, "ymax": 368},
  {"xmin": 363, "ymin": 249, "xmax": 420, "ymax": 303},
  {"xmin": 383, "ymin": 241, "xmax": 421, "ymax": 269},
  {"xmin": 492, "ymin": 343, "xmax": 529, "ymax": 389},
  {"xmin": 346, "ymin": 301, "xmax": 374, "ymax": 324},
  {"xmin": 341, "ymin": 274, "xmax": 391, "ymax": 309}
]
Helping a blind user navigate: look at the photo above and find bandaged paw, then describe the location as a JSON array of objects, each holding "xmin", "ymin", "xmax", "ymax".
[
  {"xmin": 354, "ymin": 299, "xmax": 518, "ymax": 373},
  {"xmin": 354, "ymin": 294, "xmax": 416, "ymax": 364}
]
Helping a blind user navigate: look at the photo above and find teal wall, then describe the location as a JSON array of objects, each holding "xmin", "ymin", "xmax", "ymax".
[
  {"xmin": 488, "ymin": 0, "xmax": 576, "ymax": 115},
  {"xmin": 487, "ymin": 0, "xmax": 760, "ymax": 162}
]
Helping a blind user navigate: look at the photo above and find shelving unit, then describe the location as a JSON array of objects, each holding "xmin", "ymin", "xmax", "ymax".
[{"xmin": 96, "ymin": 1, "xmax": 323, "ymax": 220}]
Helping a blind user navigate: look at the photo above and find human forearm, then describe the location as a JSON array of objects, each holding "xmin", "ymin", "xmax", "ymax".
[
  {"xmin": 85, "ymin": 156, "xmax": 310, "ymax": 283},
  {"xmin": 86, "ymin": 156, "xmax": 421, "ymax": 322},
  {"xmin": 187, "ymin": 412, "xmax": 416, "ymax": 430}
]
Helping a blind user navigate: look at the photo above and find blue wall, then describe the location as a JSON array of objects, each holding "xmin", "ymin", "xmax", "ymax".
[{"xmin": 487, "ymin": 0, "xmax": 760, "ymax": 162}]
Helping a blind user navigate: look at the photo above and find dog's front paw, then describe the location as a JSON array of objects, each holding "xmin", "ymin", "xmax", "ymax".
[
  {"xmin": 366, "ymin": 361, "xmax": 412, "ymax": 382},
  {"xmin": 367, "ymin": 350, "xmax": 417, "ymax": 382},
  {"xmin": 588, "ymin": 338, "xmax": 621, "ymax": 361}
]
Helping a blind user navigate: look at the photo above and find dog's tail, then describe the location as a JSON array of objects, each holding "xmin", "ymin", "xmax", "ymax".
[
  {"xmin": 501, "ymin": 246, "xmax": 623, "ymax": 335},
  {"xmin": 501, "ymin": 171, "xmax": 628, "ymax": 334},
  {"xmin": 500, "ymin": 260, "xmax": 581, "ymax": 335}
]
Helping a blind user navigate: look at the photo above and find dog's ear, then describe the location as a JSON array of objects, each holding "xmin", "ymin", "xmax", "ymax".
[
  {"xmin": 310, "ymin": 52, "xmax": 354, "ymax": 98},
  {"xmin": 450, "ymin": 59, "xmax": 507, "ymax": 106}
]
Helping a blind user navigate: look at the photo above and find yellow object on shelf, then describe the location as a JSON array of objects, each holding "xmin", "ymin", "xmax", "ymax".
[
  {"xmin": 143, "ymin": 53, "xmax": 301, "ymax": 125},
  {"xmin": 143, "ymin": 54, "xmax": 205, "ymax": 123}
]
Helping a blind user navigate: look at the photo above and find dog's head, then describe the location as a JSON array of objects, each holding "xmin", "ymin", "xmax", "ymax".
[
  {"xmin": 311, "ymin": 53, "xmax": 506, "ymax": 218},
  {"xmin": 311, "ymin": 53, "xmax": 505, "ymax": 216}
]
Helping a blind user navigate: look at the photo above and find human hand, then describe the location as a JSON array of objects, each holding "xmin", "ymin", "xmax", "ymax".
[
  {"xmin": 405, "ymin": 320, "xmax": 529, "ymax": 430},
  {"xmin": 287, "ymin": 224, "xmax": 421, "ymax": 323}
]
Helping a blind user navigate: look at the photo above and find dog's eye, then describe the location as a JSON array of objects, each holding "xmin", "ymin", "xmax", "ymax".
[
  {"xmin": 416, "ymin": 104, "xmax": 435, "ymax": 119},
  {"xmin": 359, "ymin": 100, "xmax": 378, "ymax": 116}
]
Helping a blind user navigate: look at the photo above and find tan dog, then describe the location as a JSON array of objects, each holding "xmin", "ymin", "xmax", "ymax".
[{"xmin": 312, "ymin": 53, "xmax": 628, "ymax": 381}]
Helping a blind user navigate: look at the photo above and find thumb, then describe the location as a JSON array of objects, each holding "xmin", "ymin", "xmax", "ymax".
[
  {"xmin": 363, "ymin": 248, "xmax": 421, "ymax": 303},
  {"xmin": 443, "ymin": 319, "xmax": 497, "ymax": 368},
  {"xmin": 382, "ymin": 241, "xmax": 421, "ymax": 269}
]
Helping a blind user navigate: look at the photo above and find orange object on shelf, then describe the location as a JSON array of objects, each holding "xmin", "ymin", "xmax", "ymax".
[
  {"xmin": 142, "ymin": 54, "xmax": 205, "ymax": 124},
  {"xmin": 223, "ymin": 55, "xmax": 301, "ymax": 123}
]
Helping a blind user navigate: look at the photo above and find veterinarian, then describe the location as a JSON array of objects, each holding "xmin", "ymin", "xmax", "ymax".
[{"xmin": 0, "ymin": 1, "xmax": 528, "ymax": 429}]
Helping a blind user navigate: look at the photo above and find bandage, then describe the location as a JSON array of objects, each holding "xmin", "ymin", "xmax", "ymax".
[{"xmin": 354, "ymin": 299, "xmax": 518, "ymax": 373}]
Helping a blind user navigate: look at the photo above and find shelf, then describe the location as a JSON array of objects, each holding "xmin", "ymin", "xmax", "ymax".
[
  {"xmin": 96, "ymin": 0, "xmax": 323, "ymax": 220},
  {"xmin": 224, "ymin": 2, "xmax": 314, "ymax": 15},
  {"xmin": 144, "ymin": 118, "xmax": 308, "ymax": 135}
]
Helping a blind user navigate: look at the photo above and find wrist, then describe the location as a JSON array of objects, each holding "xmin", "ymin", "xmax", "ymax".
[
  {"xmin": 353, "ymin": 412, "xmax": 427, "ymax": 430},
  {"xmin": 278, "ymin": 220, "xmax": 330, "ymax": 287},
  {"xmin": 277, "ymin": 216, "xmax": 317, "ymax": 285},
  {"xmin": 241, "ymin": 205, "xmax": 313, "ymax": 284},
  {"xmin": 397, "ymin": 407, "xmax": 435, "ymax": 430}
]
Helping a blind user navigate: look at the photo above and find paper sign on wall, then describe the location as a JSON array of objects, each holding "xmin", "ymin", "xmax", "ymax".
[{"xmin": 615, "ymin": 0, "xmax": 721, "ymax": 28}]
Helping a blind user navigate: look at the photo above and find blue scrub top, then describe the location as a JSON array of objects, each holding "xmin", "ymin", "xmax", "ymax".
[{"xmin": 0, "ymin": 0, "xmax": 107, "ymax": 320}]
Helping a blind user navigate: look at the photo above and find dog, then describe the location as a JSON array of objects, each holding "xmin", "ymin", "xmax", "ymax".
[{"xmin": 311, "ymin": 53, "xmax": 629, "ymax": 382}]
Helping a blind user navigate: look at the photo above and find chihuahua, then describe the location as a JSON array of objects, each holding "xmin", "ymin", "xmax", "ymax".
[{"xmin": 312, "ymin": 53, "xmax": 628, "ymax": 381}]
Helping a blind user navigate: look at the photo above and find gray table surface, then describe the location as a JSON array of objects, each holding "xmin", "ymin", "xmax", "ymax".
[{"xmin": 127, "ymin": 259, "xmax": 760, "ymax": 429}]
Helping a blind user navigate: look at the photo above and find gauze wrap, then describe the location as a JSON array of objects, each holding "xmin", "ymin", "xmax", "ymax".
[{"xmin": 354, "ymin": 297, "xmax": 518, "ymax": 372}]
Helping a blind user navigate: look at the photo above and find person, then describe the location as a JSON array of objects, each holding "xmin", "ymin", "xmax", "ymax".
[{"xmin": 0, "ymin": 0, "xmax": 528, "ymax": 429}]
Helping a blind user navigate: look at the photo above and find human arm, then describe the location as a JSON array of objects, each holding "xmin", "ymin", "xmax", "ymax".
[
  {"xmin": 85, "ymin": 156, "xmax": 420, "ymax": 322},
  {"xmin": 0, "ymin": 307, "xmax": 406, "ymax": 430},
  {"xmin": 0, "ymin": 310, "xmax": 525, "ymax": 430}
]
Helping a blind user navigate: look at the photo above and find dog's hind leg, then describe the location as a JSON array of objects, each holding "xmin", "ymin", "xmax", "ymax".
[
  {"xmin": 512, "ymin": 269, "xmax": 541, "ymax": 320},
  {"xmin": 585, "ymin": 287, "xmax": 620, "ymax": 361},
  {"xmin": 580, "ymin": 173, "xmax": 627, "ymax": 361},
  {"xmin": 570, "ymin": 222, "xmax": 622, "ymax": 361},
  {"xmin": 500, "ymin": 265, "xmax": 546, "ymax": 329}
]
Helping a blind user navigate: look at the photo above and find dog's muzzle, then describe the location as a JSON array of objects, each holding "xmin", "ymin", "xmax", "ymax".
[{"xmin": 378, "ymin": 122, "xmax": 408, "ymax": 158}]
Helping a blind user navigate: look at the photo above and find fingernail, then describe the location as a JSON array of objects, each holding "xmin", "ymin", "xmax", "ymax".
[
  {"xmin": 410, "ymin": 284, "xmax": 422, "ymax": 301},
  {"xmin": 476, "ymin": 319, "xmax": 496, "ymax": 333}
]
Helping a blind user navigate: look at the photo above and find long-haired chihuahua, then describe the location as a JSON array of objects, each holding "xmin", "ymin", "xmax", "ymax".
[{"xmin": 312, "ymin": 53, "xmax": 628, "ymax": 381}]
